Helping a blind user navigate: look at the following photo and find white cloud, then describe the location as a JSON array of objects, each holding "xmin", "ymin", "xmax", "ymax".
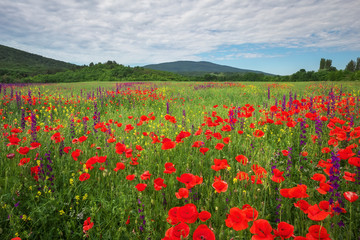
[{"xmin": 0, "ymin": 0, "xmax": 359, "ymax": 65}]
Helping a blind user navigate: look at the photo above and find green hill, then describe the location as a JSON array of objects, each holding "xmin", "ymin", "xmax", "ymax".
[
  {"xmin": 144, "ymin": 61, "xmax": 271, "ymax": 75},
  {"xmin": 0, "ymin": 44, "xmax": 76, "ymax": 82},
  {"xmin": 29, "ymin": 61, "xmax": 187, "ymax": 83}
]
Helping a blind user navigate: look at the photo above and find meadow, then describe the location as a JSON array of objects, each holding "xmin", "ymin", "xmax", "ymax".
[{"xmin": 0, "ymin": 81, "xmax": 359, "ymax": 240}]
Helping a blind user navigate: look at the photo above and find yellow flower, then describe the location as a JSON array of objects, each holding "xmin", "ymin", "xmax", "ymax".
[{"xmin": 59, "ymin": 210, "xmax": 65, "ymax": 215}]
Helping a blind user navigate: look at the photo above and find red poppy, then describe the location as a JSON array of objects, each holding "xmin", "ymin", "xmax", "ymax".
[
  {"xmin": 223, "ymin": 137, "xmax": 230, "ymax": 144},
  {"xmin": 51, "ymin": 132, "xmax": 64, "ymax": 143},
  {"xmin": 18, "ymin": 158, "xmax": 30, "ymax": 166},
  {"xmin": 311, "ymin": 173, "xmax": 326, "ymax": 183},
  {"xmin": 198, "ymin": 211, "xmax": 211, "ymax": 222},
  {"xmin": 274, "ymin": 222, "xmax": 294, "ymax": 239},
  {"xmin": 250, "ymin": 219, "xmax": 273, "ymax": 240},
  {"xmin": 211, "ymin": 159, "xmax": 229, "ymax": 171},
  {"xmin": 162, "ymin": 140, "xmax": 176, "ymax": 150},
  {"xmin": 164, "ymin": 162, "xmax": 176, "ymax": 174},
  {"xmin": 79, "ymin": 173, "xmax": 90, "ymax": 182},
  {"xmin": 83, "ymin": 217, "xmax": 94, "ymax": 232},
  {"xmin": 253, "ymin": 130, "xmax": 265, "ymax": 138},
  {"xmin": 17, "ymin": 146, "xmax": 30, "ymax": 155},
  {"xmin": 316, "ymin": 182, "xmax": 333, "ymax": 195},
  {"xmin": 177, "ymin": 203, "xmax": 198, "ymax": 224},
  {"xmin": 307, "ymin": 204, "xmax": 330, "ymax": 221},
  {"xmin": 193, "ymin": 224, "xmax": 215, "ymax": 240},
  {"xmin": 124, "ymin": 124, "xmax": 134, "ymax": 132},
  {"xmin": 225, "ymin": 207, "xmax": 249, "ymax": 231},
  {"xmin": 199, "ymin": 147, "xmax": 209, "ymax": 155},
  {"xmin": 281, "ymin": 150, "xmax": 289, "ymax": 156},
  {"xmin": 71, "ymin": 149, "xmax": 82, "ymax": 161},
  {"xmin": 135, "ymin": 183, "xmax": 147, "ymax": 192},
  {"xmin": 271, "ymin": 169, "xmax": 285, "ymax": 183},
  {"xmin": 167, "ymin": 207, "xmax": 180, "ymax": 225},
  {"xmin": 141, "ymin": 171, "xmax": 152, "ymax": 180},
  {"xmin": 242, "ymin": 204, "xmax": 258, "ymax": 222},
  {"xmin": 236, "ymin": 171, "xmax": 250, "ymax": 181},
  {"xmin": 343, "ymin": 191, "xmax": 359, "ymax": 202},
  {"xmin": 221, "ymin": 124, "xmax": 231, "ymax": 132},
  {"xmin": 175, "ymin": 188, "xmax": 189, "ymax": 199},
  {"xmin": 115, "ymin": 142, "xmax": 126, "ymax": 155},
  {"xmin": 114, "ymin": 162, "xmax": 125, "ymax": 172},
  {"xmin": 30, "ymin": 142, "xmax": 41, "ymax": 150},
  {"xmin": 294, "ymin": 200, "xmax": 311, "ymax": 214},
  {"xmin": 154, "ymin": 177, "xmax": 167, "ymax": 191},
  {"xmin": 306, "ymin": 225, "xmax": 331, "ymax": 240},
  {"xmin": 63, "ymin": 146, "xmax": 71, "ymax": 153},
  {"xmin": 166, "ymin": 222, "xmax": 190, "ymax": 240},
  {"xmin": 280, "ymin": 184, "xmax": 309, "ymax": 199},
  {"xmin": 126, "ymin": 174, "xmax": 135, "ymax": 181},
  {"xmin": 348, "ymin": 157, "xmax": 360, "ymax": 167},
  {"xmin": 235, "ymin": 155, "xmax": 248, "ymax": 165},
  {"xmin": 343, "ymin": 171, "xmax": 356, "ymax": 182},
  {"xmin": 215, "ymin": 143, "xmax": 224, "ymax": 150},
  {"xmin": 212, "ymin": 176, "xmax": 228, "ymax": 193}
]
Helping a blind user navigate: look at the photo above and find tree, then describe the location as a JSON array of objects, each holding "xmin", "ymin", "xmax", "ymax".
[
  {"xmin": 345, "ymin": 60, "xmax": 356, "ymax": 72},
  {"xmin": 325, "ymin": 59, "xmax": 332, "ymax": 70},
  {"xmin": 356, "ymin": 57, "xmax": 360, "ymax": 71},
  {"xmin": 319, "ymin": 58, "xmax": 326, "ymax": 70}
]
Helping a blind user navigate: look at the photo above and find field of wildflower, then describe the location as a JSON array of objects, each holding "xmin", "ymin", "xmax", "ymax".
[{"xmin": 0, "ymin": 81, "xmax": 359, "ymax": 240}]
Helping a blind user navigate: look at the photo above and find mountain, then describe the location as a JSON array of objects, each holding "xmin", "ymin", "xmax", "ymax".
[
  {"xmin": 0, "ymin": 44, "xmax": 76, "ymax": 82},
  {"xmin": 143, "ymin": 61, "xmax": 270, "ymax": 75}
]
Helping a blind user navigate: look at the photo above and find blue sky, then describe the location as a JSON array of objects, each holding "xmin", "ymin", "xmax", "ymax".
[{"xmin": 1, "ymin": 0, "xmax": 360, "ymax": 75}]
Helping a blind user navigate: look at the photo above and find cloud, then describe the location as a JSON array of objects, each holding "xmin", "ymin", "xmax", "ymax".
[{"xmin": 0, "ymin": 0, "xmax": 359, "ymax": 65}]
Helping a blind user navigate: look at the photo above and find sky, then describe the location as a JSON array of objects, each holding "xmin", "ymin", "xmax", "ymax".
[{"xmin": 1, "ymin": 0, "xmax": 360, "ymax": 75}]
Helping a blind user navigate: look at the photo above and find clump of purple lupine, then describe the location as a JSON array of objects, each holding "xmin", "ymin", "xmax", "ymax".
[
  {"xmin": 182, "ymin": 109, "xmax": 186, "ymax": 128},
  {"xmin": 282, "ymin": 95, "xmax": 286, "ymax": 111},
  {"xmin": 329, "ymin": 150, "xmax": 344, "ymax": 226},
  {"xmin": 70, "ymin": 118, "xmax": 75, "ymax": 140},
  {"xmin": 299, "ymin": 120, "xmax": 307, "ymax": 147},
  {"xmin": 21, "ymin": 108, "xmax": 26, "ymax": 130},
  {"xmin": 137, "ymin": 198, "xmax": 146, "ymax": 232},
  {"xmin": 31, "ymin": 111, "xmax": 37, "ymax": 143}
]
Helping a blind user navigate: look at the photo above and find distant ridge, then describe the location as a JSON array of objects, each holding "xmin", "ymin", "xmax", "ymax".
[
  {"xmin": 143, "ymin": 61, "xmax": 270, "ymax": 75},
  {"xmin": 0, "ymin": 44, "xmax": 76, "ymax": 81}
]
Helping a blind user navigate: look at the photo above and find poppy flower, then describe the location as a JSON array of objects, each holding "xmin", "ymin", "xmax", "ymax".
[
  {"xmin": 294, "ymin": 200, "xmax": 311, "ymax": 214},
  {"xmin": 126, "ymin": 174, "xmax": 135, "ymax": 181},
  {"xmin": 164, "ymin": 162, "xmax": 176, "ymax": 174},
  {"xmin": 307, "ymin": 204, "xmax": 330, "ymax": 221},
  {"xmin": 348, "ymin": 157, "xmax": 360, "ymax": 167},
  {"xmin": 343, "ymin": 171, "xmax": 356, "ymax": 182},
  {"xmin": 175, "ymin": 188, "xmax": 189, "ymax": 199},
  {"xmin": 79, "ymin": 173, "xmax": 90, "ymax": 182},
  {"xmin": 280, "ymin": 184, "xmax": 309, "ymax": 199},
  {"xmin": 274, "ymin": 222, "xmax": 294, "ymax": 239},
  {"xmin": 250, "ymin": 219, "xmax": 274, "ymax": 240},
  {"xmin": 193, "ymin": 224, "xmax": 215, "ymax": 240},
  {"xmin": 212, "ymin": 176, "xmax": 228, "ymax": 193},
  {"xmin": 30, "ymin": 142, "xmax": 41, "ymax": 150},
  {"xmin": 135, "ymin": 183, "xmax": 147, "ymax": 192},
  {"xmin": 223, "ymin": 137, "xmax": 230, "ymax": 144},
  {"xmin": 154, "ymin": 177, "xmax": 167, "ymax": 191},
  {"xmin": 115, "ymin": 142, "xmax": 126, "ymax": 155},
  {"xmin": 141, "ymin": 171, "xmax": 152, "ymax": 180},
  {"xmin": 316, "ymin": 182, "xmax": 333, "ymax": 195},
  {"xmin": 167, "ymin": 207, "xmax": 180, "ymax": 225},
  {"xmin": 198, "ymin": 211, "xmax": 211, "ymax": 222},
  {"xmin": 235, "ymin": 155, "xmax": 248, "ymax": 165},
  {"xmin": 343, "ymin": 191, "xmax": 359, "ymax": 202},
  {"xmin": 162, "ymin": 139, "xmax": 176, "ymax": 150},
  {"xmin": 225, "ymin": 207, "xmax": 249, "ymax": 231},
  {"xmin": 236, "ymin": 171, "xmax": 250, "ymax": 181},
  {"xmin": 177, "ymin": 203, "xmax": 198, "ymax": 224},
  {"xmin": 221, "ymin": 124, "xmax": 231, "ymax": 132},
  {"xmin": 18, "ymin": 158, "xmax": 30, "ymax": 166},
  {"xmin": 306, "ymin": 225, "xmax": 331, "ymax": 240},
  {"xmin": 83, "ymin": 217, "xmax": 94, "ymax": 232},
  {"xmin": 211, "ymin": 159, "xmax": 229, "ymax": 171},
  {"xmin": 281, "ymin": 150, "xmax": 289, "ymax": 156},
  {"xmin": 71, "ymin": 149, "xmax": 82, "ymax": 161},
  {"xmin": 114, "ymin": 162, "xmax": 125, "ymax": 172},
  {"xmin": 166, "ymin": 222, "xmax": 190, "ymax": 240},
  {"xmin": 17, "ymin": 146, "xmax": 30, "ymax": 155},
  {"xmin": 242, "ymin": 204, "xmax": 258, "ymax": 222},
  {"xmin": 253, "ymin": 130, "xmax": 265, "ymax": 138},
  {"xmin": 271, "ymin": 169, "xmax": 285, "ymax": 183},
  {"xmin": 199, "ymin": 147, "xmax": 209, "ymax": 155},
  {"xmin": 215, "ymin": 143, "xmax": 224, "ymax": 150},
  {"xmin": 311, "ymin": 173, "xmax": 326, "ymax": 183}
]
